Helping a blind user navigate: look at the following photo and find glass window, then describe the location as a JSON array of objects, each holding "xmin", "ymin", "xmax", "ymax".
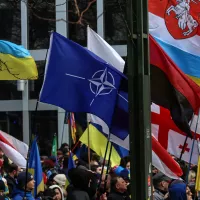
[
  {"xmin": 0, "ymin": 1, "xmax": 21, "ymax": 44},
  {"xmin": 0, "ymin": 81, "xmax": 22, "ymax": 100},
  {"xmin": 30, "ymin": 111, "xmax": 57, "ymax": 156},
  {"xmin": 29, "ymin": 0, "xmax": 56, "ymax": 50},
  {"xmin": 29, "ymin": 61, "xmax": 45, "ymax": 99},
  {"xmin": 68, "ymin": 0, "xmax": 97, "ymax": 46},
  {"xmin": 104, "ymin": 0, "xmax": 127, "ymax": 45},
  {"xmin": 0, "ymin": 112, "xmax": 23, "ymax": 141}
]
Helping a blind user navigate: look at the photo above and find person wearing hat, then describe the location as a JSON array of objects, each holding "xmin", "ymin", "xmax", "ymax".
[
  {"xmin": 153, "ymin": 172, "xmax": 172, "ymax": 200},
  {"xmin": 53, "ymin": 174, "xmax": 67, "ymax": 198},
  {"xmin": 12, "ymin": 172, "xmax": 35, "ymax": 200}
]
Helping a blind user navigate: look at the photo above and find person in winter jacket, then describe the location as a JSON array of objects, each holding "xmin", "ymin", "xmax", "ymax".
[
  {"xmin": 107, "ymin": 176, "xmax": 130, "ymax": 200},
  {"xmin": 5, "ymin": 164, "xmax": 20, "ymax": 198},
  {"xmin": 67, "ymin": 168, "xmax": 97, "ymax": 200},
  {"xmin": 168, "ymin": 180, "xmax": 192, "ymax": 200},
  {"xmin": 12, "ymin": 172, "xmax": 35, "ymax": 200}
]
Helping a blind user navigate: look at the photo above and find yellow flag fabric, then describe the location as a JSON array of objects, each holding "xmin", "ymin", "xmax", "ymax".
[
  {"xmin": 0, "ymin": 40, "xmax": 38, "ymax": 80},
  {"xmin": 196, "ymin": 156, "xmax": 200, "ymax": 191},
  {"xmin": 79, "ymin": 124, "xmax": 121, "ymax": 167}
]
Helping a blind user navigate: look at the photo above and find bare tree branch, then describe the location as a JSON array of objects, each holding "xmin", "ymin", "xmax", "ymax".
[{"xmin": 17, "ymin": 0, "xmax": 96, "ymax": 25}]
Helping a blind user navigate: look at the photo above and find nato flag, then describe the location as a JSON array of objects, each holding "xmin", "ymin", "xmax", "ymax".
[{"xmin": 40, "ymin": 32, "xmax": 125, "ymax": 127}]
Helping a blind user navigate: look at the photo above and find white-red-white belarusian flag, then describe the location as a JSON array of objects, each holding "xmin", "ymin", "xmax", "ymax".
[
  {"xmin": 0, "ymin": 130, "xmax": 28, "ymax": 168},
  {"xmin": 151, "ymin": 103, "xmax": 200, "ymax": 165}
]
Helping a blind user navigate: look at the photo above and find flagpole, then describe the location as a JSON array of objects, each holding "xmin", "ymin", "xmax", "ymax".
[
  {"xmin": 23, "ymin": 100, "xmax": 39, "ymax": 200},
  {"xmin": 179, "ymin": 114, "xmax": 195, "ymax": 160},
  {"xmin": 104, "ymin": 143, "xmax": 113, "ymax": 192},
  {"xmin": 23, "ymin": 33, "xmax": 50, "ymax": 199},
  {"xmin": 195, "ymin": 139, "xmax": 200, "ymax": 195},
  {"xmin": 87, "ymin": 114, "xmax": 91, "ymax": 170},
  {"xmin": 127, "ymin": 0, "xmax": 152, "ymax": 199},
  {"xmin": 97, "ymin": 133, "xmax": 111, "ymax": 191},
  {"xmin": 61, "ymin": 112, "xmax": 67, "ymax": 145},
  {"xmin": 68, "ymin": 112, "xmax": 72, "ymax": 150},
  {"xmin": 186, "ymin": 109, "xmax": 200, "ymax": 183}
]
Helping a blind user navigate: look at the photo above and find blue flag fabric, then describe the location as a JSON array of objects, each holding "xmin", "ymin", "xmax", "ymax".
[
  {"xmin": 40, "ymin": 32, "xmax": 125, "ymax": 127},
  {"xmin": 68, "ymin": 152, "xmax": 76, "ymax": 170},
  {"xmin": 110, "ymin": 91, "xmax": 129, "ymax": 140},
  {"xmin": 28, "ymin": 138, "xmax": 44, "ymax": 196}
]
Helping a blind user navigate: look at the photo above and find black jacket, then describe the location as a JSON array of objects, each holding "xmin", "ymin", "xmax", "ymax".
[
  {"xmin": 67, "ymin": 189, "xmax": 90, "ymax": 200},
  {"xmin": 108, "ymin": 191, "xmax": 131, "ymax": 200},
  {"xmin": 5, "ymin": 174, "xmax": 16, "ymax": 197}
]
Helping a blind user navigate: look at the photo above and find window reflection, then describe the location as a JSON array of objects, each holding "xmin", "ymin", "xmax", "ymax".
[
  {"xmin": 105, "ymin": 0, "xmax": 127, "ymax": 45},
  {"xmin": 0, "ymin": 1, "xmax": 21, "ymax": 44},
  {"xmin": 68, "ymin": 0, "xmax": 97, "ymax": 46},
  {"xmin": 30, "ymin": 111, "xmax": 57, "ymax": 156},
  {"xmin": 29, "ymin": 0, "xmax": 55, "ymax": 49},
  {"xmin": 30, "ymin": 61, "xmax": 45, "ymax": 99},
  {"xmin": 0, "ymin": 112, "xmax": 23, "ymax": 141}
]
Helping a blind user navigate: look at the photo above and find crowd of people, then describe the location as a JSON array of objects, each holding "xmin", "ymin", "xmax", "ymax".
[{"xmin": 0, "ymin": 143, "xmax": 197, "ymax": 200}]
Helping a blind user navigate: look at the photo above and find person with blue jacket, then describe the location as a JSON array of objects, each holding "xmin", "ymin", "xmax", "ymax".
[{"xmin": 12, "ymin": 172, "xmax": 35, "ymax": 200}]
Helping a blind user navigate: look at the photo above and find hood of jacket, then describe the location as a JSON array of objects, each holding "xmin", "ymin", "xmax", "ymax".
[
  {"xmin": 49, "ymin": 184, "xmax": 64, "ymax": 200},
  {"xmin": 169, "ymin": 183, "xmax": 187, "ymax": 200}
]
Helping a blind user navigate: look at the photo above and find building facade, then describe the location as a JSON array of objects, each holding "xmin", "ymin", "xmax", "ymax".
[{"xmin": 0, "ymin": 0, "xmax": 127, "ymax": 152}]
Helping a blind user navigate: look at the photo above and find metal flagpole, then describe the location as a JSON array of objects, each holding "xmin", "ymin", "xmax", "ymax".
[{"xmin": 127, "ymin": 0, "xmax": 152, "ymax": 199}]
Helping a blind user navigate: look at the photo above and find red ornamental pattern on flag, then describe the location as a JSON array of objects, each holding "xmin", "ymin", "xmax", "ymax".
[{"xmin": 151, "ymin": 103, "xmax": 200, "ymax": 164}]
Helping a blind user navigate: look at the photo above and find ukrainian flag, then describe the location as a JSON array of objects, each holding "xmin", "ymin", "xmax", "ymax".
[
  {"xmin": 28, "ymin": 138, "xmax": 44, "ymax": 196},
  {"xmin": 65, "ymin": 152, "xmax": 76, "ymax": 188},
  {"xmin": 79, "ymin": 124, "xmax": 128, "ymax": 167},
  {"xmin": 0, "ymin": 40, "xmax": 38, "ymax": 80}
]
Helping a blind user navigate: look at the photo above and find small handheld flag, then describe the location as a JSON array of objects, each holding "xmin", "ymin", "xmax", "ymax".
[
  {"xmin": 51, "ymin": 134, "xmax": 57, "ymax": 157},
  {"xmin": 28, "ymin": 138, "xmax": 44, "ymax": 196}
]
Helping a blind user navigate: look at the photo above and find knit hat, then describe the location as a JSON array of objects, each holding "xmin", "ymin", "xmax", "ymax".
[
  {"xmin": 16, "ymin": 172, "xmax": 34, "ymax": 189},
  {"xmin": 120, "ymin": 168, "xmax": 130, "ymax": 181},
  {"xmin": 53, "ymin": 174, "xmax": 66, "ymax": 186}
]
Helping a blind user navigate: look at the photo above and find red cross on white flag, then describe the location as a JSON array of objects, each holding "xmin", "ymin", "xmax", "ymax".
[{"xmin": 151, "ymin": 103, "xmax": 200, "ymax": 164}]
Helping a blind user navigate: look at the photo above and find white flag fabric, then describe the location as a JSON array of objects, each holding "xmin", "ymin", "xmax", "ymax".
[
  {"xmin": 87, "ymin": 28, "xmax": 182, "ymax": 178},
  {"xmin": 0, "ymin": 130, "xmax": 27, "ymax": 168},
  {"xmin": 87, "ymin": 26, "xmax": 127, "ymax": 145},
  {"xmin": 87, "ymin": 26, "xmax": 125, "ymax": 73},
  {"xmin": 0, "ymin": 130, "xmax": 28, "ymax": 158}
]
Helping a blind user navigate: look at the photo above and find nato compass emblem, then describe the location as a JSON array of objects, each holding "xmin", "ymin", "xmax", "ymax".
[{"xmin": 65, "ymin": 68, "xmax": 116, "ymax": 106}]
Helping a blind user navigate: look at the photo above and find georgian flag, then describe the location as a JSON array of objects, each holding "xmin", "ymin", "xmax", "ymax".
[{"xmin": 151, "ymin": 103, "xmax": 200, "ymax": 165}]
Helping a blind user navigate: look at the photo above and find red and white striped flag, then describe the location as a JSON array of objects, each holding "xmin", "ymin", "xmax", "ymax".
[{"xmin": 0, "ymin": 130, "xmax": 28, "ymax": 168}]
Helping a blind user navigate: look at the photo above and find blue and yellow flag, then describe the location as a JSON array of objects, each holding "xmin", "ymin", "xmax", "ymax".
[
  {"xmin": 79, "ymin": 124, "xmax": 125, "ymax": 167},
  {"xmin": 28, "ymin": 138, "xmax": 44, "ymax": 196},
  {"xmin": 65, "ymin": 152, "xmax": 76, "ymax": 188},
  {"xmin": 0, "ymin": 40, "xmax": 38, "ymax": 80}
]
